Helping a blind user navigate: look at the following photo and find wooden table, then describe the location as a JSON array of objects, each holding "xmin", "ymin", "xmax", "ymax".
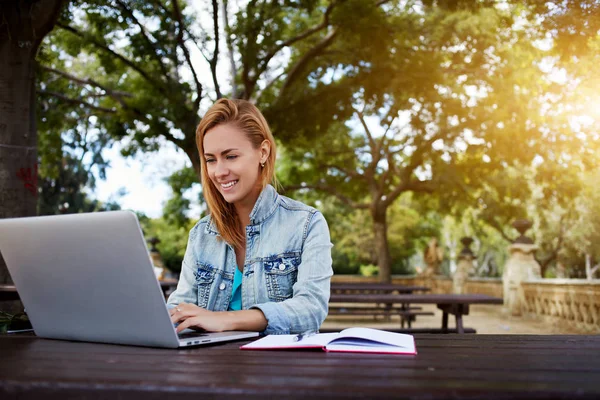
[
  {"xmin": 0, "ymin": 284, "xmax": 19, "ymax": 301},
  {"xmin": 1, "ymin": 282, "xmax": 178, "ymax": 301},
  {"xmin": 331, "ymin": 283, "xmax": 430, "ymax": 294},
  {"xmin": 1, "ymin": 334, "xmax": 599, "ymax": 399},
  {"xmin": 329, "ymin": 285, "xmax": 433, "ymax": 327},
  {"xmin": 329, "ymin": 294, "xmax": 504, "ymax": 334}
]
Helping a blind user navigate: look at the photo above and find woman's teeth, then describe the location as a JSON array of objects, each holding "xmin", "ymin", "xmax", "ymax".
[{"xmin": 222, "ymin": 180, "xmax": 238, "ymax": 189}]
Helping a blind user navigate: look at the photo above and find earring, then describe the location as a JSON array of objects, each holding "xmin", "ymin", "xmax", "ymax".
[{"xmin": 260, "ymin": 162, "xmax": 265, "ymax": 168}]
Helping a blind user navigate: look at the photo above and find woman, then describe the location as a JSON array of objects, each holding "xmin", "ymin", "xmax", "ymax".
[{"xmin": 167, "ymin": 98, "xmax": 333, "ymax": 335}]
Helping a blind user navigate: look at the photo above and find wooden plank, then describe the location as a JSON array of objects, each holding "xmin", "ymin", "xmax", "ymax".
[
  {"xmin": 329, "ymin": 293, "xmax": 504, "ymax": 305},
  {"xmin": 0, "ymin": 284, "xmax": 19, "ymax": 301},
  {"xmin": 327, "ymin": 309, "xmax": 434, "ymax": 316},
  {"xmin": 331, "ymin": 283, "xmax": 430, "ymax": 293},
  {"xmin": 319, "ymin": 327, "xmax": 476, "ymax": 334},
  {"xmin": 1, "ymin": 335, "xmax": 599, "ymax": 399}
]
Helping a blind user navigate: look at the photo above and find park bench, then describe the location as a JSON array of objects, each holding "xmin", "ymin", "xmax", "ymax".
[
  {"xmin": 329, "ymin": 293, "xmax": 504, "ymax": 334},
  {"xmin": 328, "ymin": 305, "xmax": 435, "ymax": 328},
  {"xmin": 329, "ymin": 283, "xmax": 433, "ymax": 327}
]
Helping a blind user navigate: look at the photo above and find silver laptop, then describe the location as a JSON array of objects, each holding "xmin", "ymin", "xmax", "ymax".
[{"xmin": 0, "ymin": 210, "xmax": 258, "ymax": 348}]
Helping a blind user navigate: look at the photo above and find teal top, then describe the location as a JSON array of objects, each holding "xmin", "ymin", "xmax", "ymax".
[{"xmin": 228, "ymin": 267, "xmax": 243, "ymax": 311}]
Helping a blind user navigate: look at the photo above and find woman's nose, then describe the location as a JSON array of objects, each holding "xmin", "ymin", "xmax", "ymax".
[{"xmin": 214, "ymin": 161, "xmax": 228, "ymax": 177}]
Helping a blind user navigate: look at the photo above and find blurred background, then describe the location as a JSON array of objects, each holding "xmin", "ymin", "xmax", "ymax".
[{"xmin": 1, "ymin": 0, "xmax": 599, "ymax": 286}]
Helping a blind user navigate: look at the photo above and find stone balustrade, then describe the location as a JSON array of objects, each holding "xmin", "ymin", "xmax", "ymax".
[
  {"xmin": 331, "ymin": 275, "xmax": 600, "ymax": 331},
  {"xmin": 521, "ymin": 279, "xmax": 600, "ymax": 332}
]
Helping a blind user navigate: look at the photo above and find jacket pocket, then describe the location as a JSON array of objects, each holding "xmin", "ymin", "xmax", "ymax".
[
  {"xmin": 263, "ymin": 253, "xmax": 300, "ymax": 301},
  {"xmin": 195, "ymin": 264, "xmax": 216, "ymax": 309}
]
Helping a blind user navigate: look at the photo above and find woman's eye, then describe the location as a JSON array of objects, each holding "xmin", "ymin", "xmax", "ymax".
[
  {"xmin": 226, "ymin": 155, "xmax": 238, "ymax": 160},
  {"xmin": 206, "ymin": 158, "xmax": 216, "ymax": 164}
]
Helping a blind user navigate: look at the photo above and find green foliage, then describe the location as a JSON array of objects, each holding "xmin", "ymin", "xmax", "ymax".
[
  {"xmin": 38, "ymin": 154, "xmax": 121, "ymax": 215},
  {"xmin": 162, "ymin": 166, "xmax": 203, "ymax": 228},
  {"xmin": 309, "ymin": 194, "xmax": 442, "ymax": 276},
  {"xmin": 532, "ymin": 166, "xmax": 600, "ymax": 278},
  {"xmin": 35, "ymin": 1, "xmax": 600, "ymax": 283},
  {"xmin": 139, "ymin": 217, "xmax": 198, "ymax": 274},
  {"xmin": 0, "ymin": 311, "xmax": 30, "ymax": 334},
  {"xmin": 359, "ymin": 264, "xmax": 379, "ymax": 277}
]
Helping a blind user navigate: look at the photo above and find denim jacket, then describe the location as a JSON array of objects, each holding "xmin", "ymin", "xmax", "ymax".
[{"xmin": 167, "ymin": 185, "xmax": 333, "ymax": 334}]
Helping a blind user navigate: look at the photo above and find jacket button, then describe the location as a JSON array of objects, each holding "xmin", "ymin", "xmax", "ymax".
[
  {"xmin": 278, "ymin": 263, "xmax": 286, "ymax": 271},
  {"xmin": 219, "ymin": 282, "xmax": 226, "ymax": 290}
]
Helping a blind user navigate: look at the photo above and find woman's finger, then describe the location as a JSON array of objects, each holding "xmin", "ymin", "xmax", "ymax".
[
  {"xmin": 175, "ymin": 317, "xmax": 202, "ymax": 333},
  {"xmin": 169, "ymin": 303, "xmax": 187, "ymax": 317}
]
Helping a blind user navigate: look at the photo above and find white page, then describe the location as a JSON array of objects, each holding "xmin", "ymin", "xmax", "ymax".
[
  {"xmin": 241, "ymin": 332, "xmax": 339, "ymax": 349},
  {"xmin": 332, "ymin": 327, "xmax": 415, "ymax": 349}
]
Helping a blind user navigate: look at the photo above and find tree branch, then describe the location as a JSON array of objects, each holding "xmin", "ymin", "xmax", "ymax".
[
  {"xmin": 221, "ymin": 0, "xmax": 238, "ymax": 98},
  {"xmin": 40, "ymin": 66, "xmax": 155, "ymax": 122},
  {"xmin": 42, "ymin": 66, "xmax": 133, "ymax": 100},
  {"xmin": 255, "ymin": 70, "xmax": 286, "ymax": 101},
  {"xmin": 57, "ymin": 22, "xmax": 167, "ymax": 96},
  {"xmin": 209, "ymin": 0, "xmax": 222, "ymax": 98},
  {"xmin": 258, "ymin": 0, "xmax": 339, "ymax": 75},
  {"xmin": 537, "ymin": 215, "xmax": 565, "ymax": 275},
  {"xmin": 354, "ymin": 107, "xmax": 384, "ymax": 184},
  {"xmin": 378, "ymin": 140, "xmax": 397, "ymax": 194},
  {"xmin": 38, "ymin": 90, "xmax": 116, "ymax": 113},
  {"xmin": 397, "ymin": 133, "xmax": 440, "ymax": 187},
  {"xmin": 355, "ymin": 108, "xmax": 377, "ymax": 152},
  {"xmin": 319, "ymin": 162, "xmax": 365, "ymax": 181},
  {"xmin": 280, "ymin": 28, "xmax": 338, "ymax": 97},
  {"xmin": 285, "ymin": 183, "xmax": 370, "ymax": 209},
  {"xmin": 484, "ymin": 217, "xmax": 515, "ymax": 243},
  {"xmin": 382, "ymin": 178, "xmax": 435, "ymax": 208},
  {"xmin": 172, "ymin": 0, "xmax": 203, "ymax": 110},
  {"xmin": 114, "ymin": 0, "xmax": 170, "ymax": 80},
  {"xmin": 373, "ymin": 115, "xmax": 397, "ymax": 192}
]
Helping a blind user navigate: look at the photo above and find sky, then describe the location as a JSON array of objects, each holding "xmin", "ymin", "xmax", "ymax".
[{"xmin": 92, "ymin": 141, "xmax": 192, "ymax": 218}]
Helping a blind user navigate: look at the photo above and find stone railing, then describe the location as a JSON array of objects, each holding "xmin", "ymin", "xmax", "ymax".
[
  {"xmin": 332, "ymin": 275, "xmax": 600, "ymax": 331},
  {"xmin": 521, "ymin": 279, "xmax": 600, "ymax": 332}
]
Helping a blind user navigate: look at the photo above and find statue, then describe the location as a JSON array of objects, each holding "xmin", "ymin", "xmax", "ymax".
[
  {"xmin": 503, "ymin": 220, "xmax": 541, "ymax": 315},
  {"xmin": 422, "ymin": 237, "xmax": 444, "ymax": 277},
  {"xmin": 453, "ymin": 237, "xmax": 475, "ymax": 294}
]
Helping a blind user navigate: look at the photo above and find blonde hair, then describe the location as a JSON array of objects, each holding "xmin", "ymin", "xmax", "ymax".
[{"xmin": 196, "ymin": 98, "xmax": 277, "ymax": 249}]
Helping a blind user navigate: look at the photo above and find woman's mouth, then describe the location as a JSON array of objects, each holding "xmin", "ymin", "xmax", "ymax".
[{"xmin": 221, "ymin": 180, "xmax": 238, "ymax": 190}]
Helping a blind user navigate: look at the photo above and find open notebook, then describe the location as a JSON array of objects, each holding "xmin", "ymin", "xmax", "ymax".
[{"xmin": 241, "ymin": 327, "xmax": 417, "ymax": 355}]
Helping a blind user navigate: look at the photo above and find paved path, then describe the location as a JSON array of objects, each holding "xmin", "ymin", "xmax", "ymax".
[{"xmin": 322, "ymin": 304, "xmax": 589, "ymax": 334}]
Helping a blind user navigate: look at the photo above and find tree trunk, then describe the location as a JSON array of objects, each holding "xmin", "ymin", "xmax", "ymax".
[
  {"xmin": 372, "ymin": 204, "xmax": 392, "ymax": 283},
  {"xmin": 0, "ymin": 0, "xmax": 65, "ymax": 312}
]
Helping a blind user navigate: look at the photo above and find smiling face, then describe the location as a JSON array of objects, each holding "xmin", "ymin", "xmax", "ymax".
[{"xmin": 203, "ymin": 123, "xmax": 269, "ymax": 212}]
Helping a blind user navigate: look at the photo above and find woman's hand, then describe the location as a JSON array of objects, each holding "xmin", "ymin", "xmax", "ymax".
[
  {"xmin": 169, "ymin": 303, "xmax": 232, "ymax": 333},
  {"xmin": 169, "ymin": 303, "xmax": 268, "ymax": 333}
]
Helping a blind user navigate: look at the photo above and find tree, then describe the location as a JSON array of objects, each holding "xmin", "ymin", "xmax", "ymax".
[
  {"xmin": 312, "ymin": 193, "xmax": 441, "ymax": 276},
  {"xmin": 37, "ymin": 0, "xmax": 391, "ymax": 175},
  {"xmin": 0, "ymin": 0, "xmax": 65, "ymax": 305},
  {"xmin": 278, "ymin": 3, "xmax": 527, "ymax": 281},
  {"xmin": 38, "ymin": 154, "xmax": 121, "ymax": 215},
  {"xmin": 36, "ymin": 97, "xmax": 118, "ymax": 214},
  {"xmin": 31, "ymin": 1, "xmax": 600, "ymax": 286},
  {"xmin": 532, "ymin": 167, "xmax": 600, "ymax": 278},
  {"xmin": 162, "ymin": 166, "xmax": 202, "ymax": 228}
]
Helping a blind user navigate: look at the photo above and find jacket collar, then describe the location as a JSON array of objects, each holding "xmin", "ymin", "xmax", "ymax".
[{"xmin": 206, "ymin": 184, "xmax": 279, "ymax": 235}]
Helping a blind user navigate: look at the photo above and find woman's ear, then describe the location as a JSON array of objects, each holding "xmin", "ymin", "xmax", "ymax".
[{"xmin": 259, "ymin": 140, "xmax": 271, "ymax": 164}]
